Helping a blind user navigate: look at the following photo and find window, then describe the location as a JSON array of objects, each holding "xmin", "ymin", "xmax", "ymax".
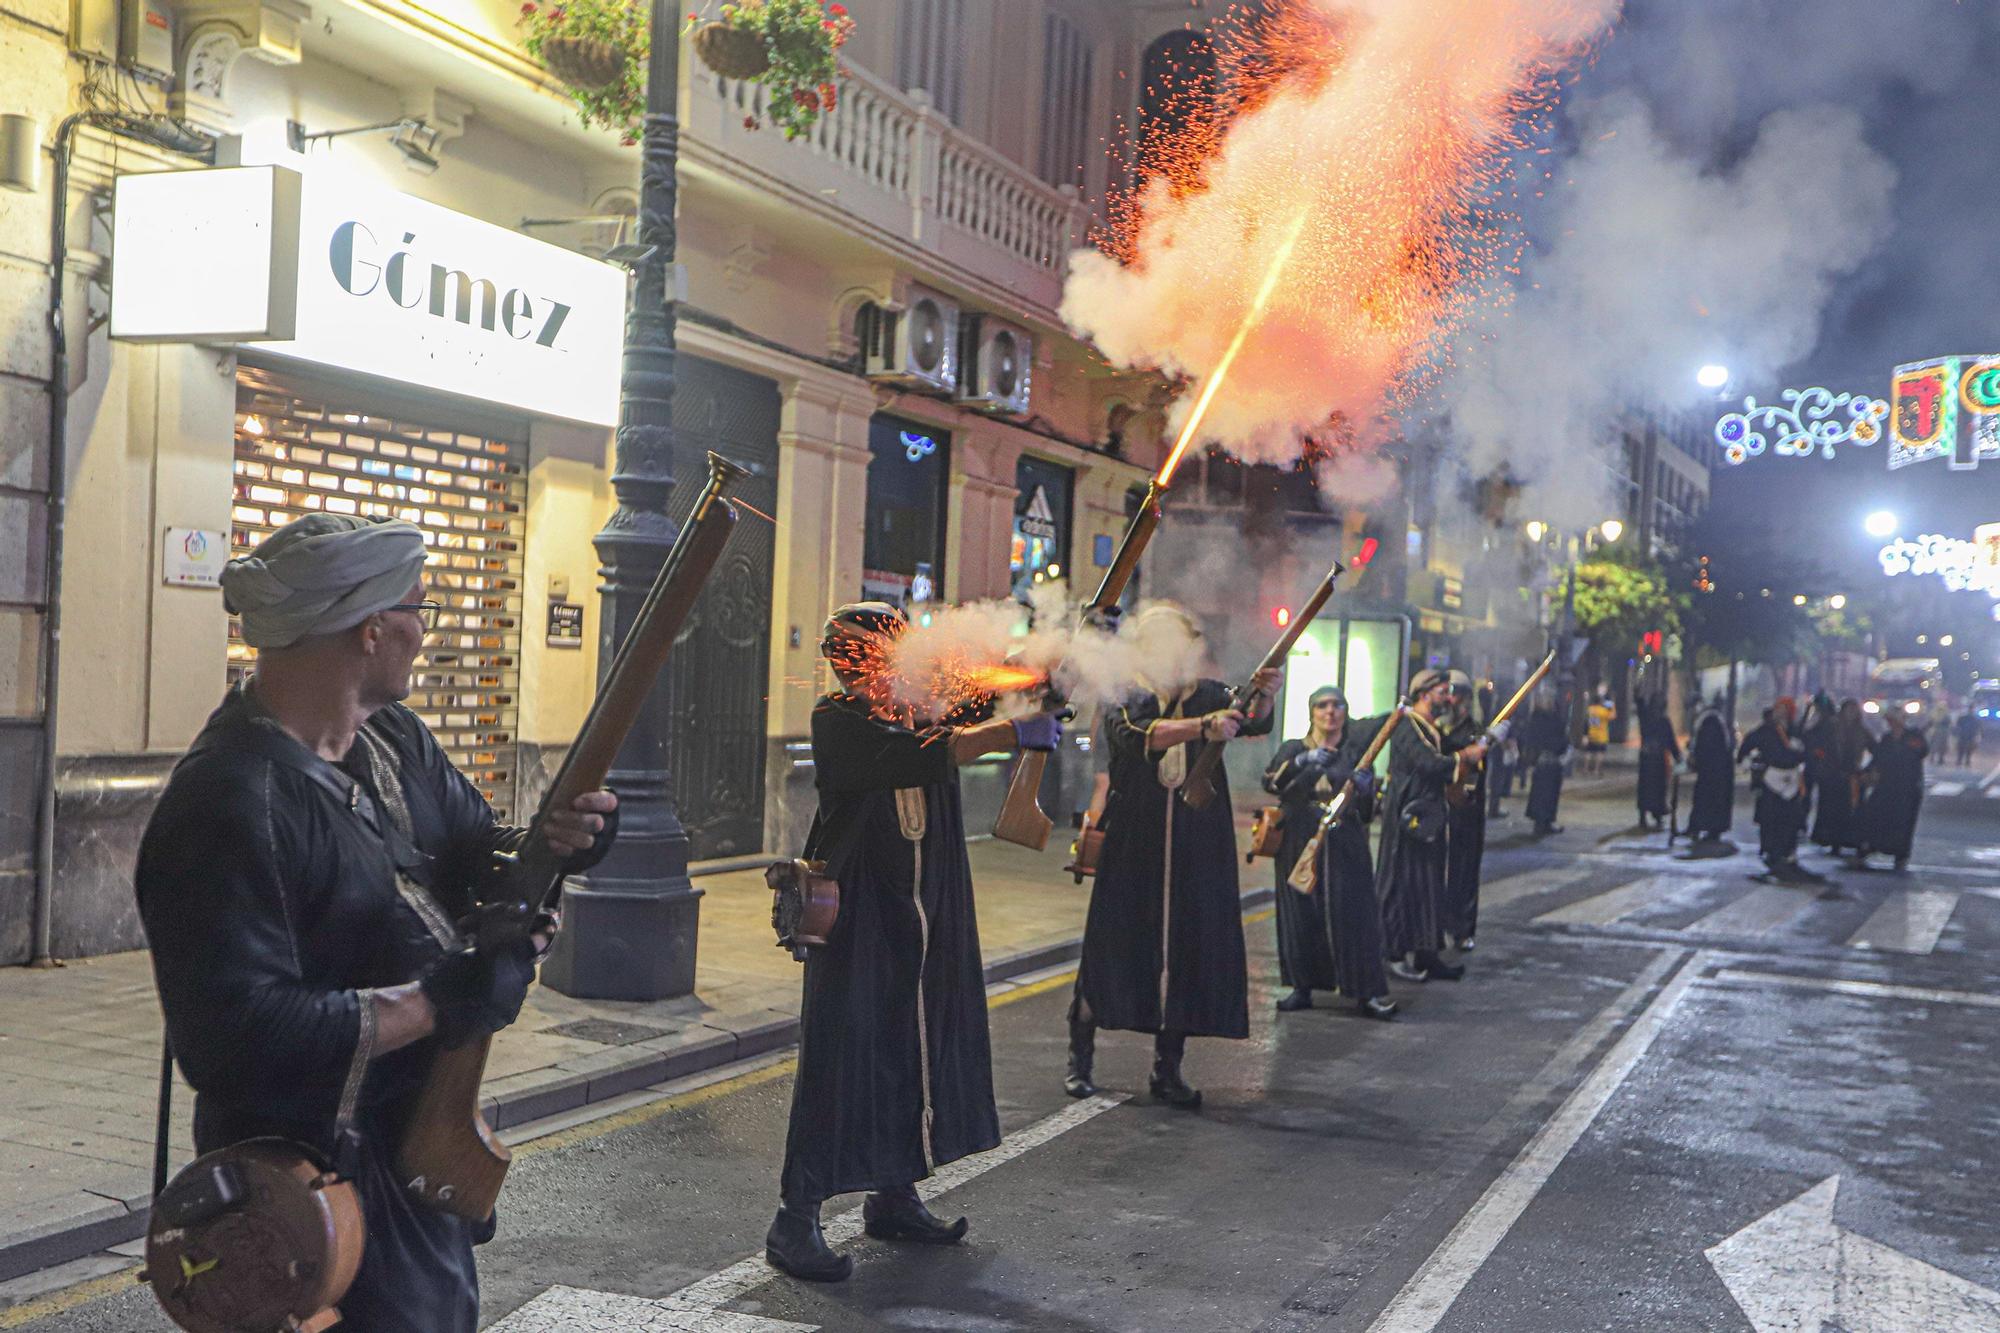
[
  {"xmin": 862, "ymin": 415, "xmax": 951, "ymax": 615},
  {"xmin": 897, "ymin": 0, "xmax": 966, "ymax": 124},
  {"xmin": 1011, "ymin": 455, "xmax": 1073, "ymax": 598},
  {"xmin": 1037, "ymin": 12, "xmax": 1094, "ymax": 187}
]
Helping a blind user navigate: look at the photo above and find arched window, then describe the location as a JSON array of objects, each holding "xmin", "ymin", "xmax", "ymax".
[{"xmin": 1136, "ymin": 30, "xmax": 1216, "ymax": 185}]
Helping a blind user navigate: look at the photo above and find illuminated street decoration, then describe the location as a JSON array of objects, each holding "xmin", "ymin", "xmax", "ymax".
[
  {"xmin": 1889, "ymin": 355, "xmax": 2000, "ymax": 470},
  {"xmin": 1877, "ymin": 530, "xmax": 2000, "ymax": 596},
  {"xmin": 1714, "ymin": 387, "xmax": 1887, "ymax": 465},
  {"xmin": 899, "ymin": 430, "xmax": 938, "ymax": 461}
]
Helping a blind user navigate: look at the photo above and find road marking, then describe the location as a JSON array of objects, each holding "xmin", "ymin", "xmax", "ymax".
[
  {"xmin": 1365, "ymin": 950, "xmax": 1705, "ymax": 1333},
  {"xmin": 489, "ymin": 1093, "xmax": 1132, "ymax": 1332},
  {"xmin": 1687, "ymin": 885, "xmax": 1817, "ymax": 937},
  {"xmin": 1534, "ymin": 873, "xmax": 1702, "ymax": 927},
  {"xmin": 1481, "ymin": 864, "xmax": 1595, "ymax": 910},
  {"xmin": 1707, "ymin": 1175, "xmax": 2000, "ymax": 1331},
  {"xmin": 1844, "ymin": 889, "xmax": 1960, "ymax": 955},
  {"xmin": 1713, "ymin": 969, "xmax": 2000, "ymax": 1010},
  {"xmin": 1930, "ymin": 780, "xmax": 1967, "ymax": 797}
]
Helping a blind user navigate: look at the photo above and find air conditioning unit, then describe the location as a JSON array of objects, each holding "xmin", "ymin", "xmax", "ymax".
[
  {"xmin": 956, "ymin": 314, "xmax": 1034, "ymax": 415},
  {"xmin": 863, "ymin": 286, "xmax": 960, "ymax": 393}
]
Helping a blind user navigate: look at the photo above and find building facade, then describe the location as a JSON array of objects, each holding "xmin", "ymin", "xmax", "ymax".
[{"xmin": 1, "ymin": 0, "xmax": 1237, "ymax": 962}]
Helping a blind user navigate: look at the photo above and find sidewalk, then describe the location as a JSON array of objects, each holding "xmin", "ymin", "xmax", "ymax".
[{"xmin": 0, "ymin": 833, "xmax": 1127, "ymax": 1285}]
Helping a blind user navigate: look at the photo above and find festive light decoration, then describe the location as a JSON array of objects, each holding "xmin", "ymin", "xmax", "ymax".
[
  {"xmin": 900, "ymin": 430, "xmax": 938, "ymax": 462},
  {"xmin": 1877, "ymin": 528, "xmax": 2000, "ymax": 597},
  {"xmin": 1889, "ymin": 355, "xmax": 2000, "ymax": 471},
  {"xmin": 1714, "ymin": 387, "xmax": 1888, "ymax": 465}
]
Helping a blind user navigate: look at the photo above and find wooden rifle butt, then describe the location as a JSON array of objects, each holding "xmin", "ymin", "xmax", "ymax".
[
  {"xmin": 992, "ymin": 748, "xmax": 1054, "ymax": 849},
  {"xmin": 1286, "ymin": 833, "xmax": 1323, "ymax": 893},
  {"xmin": 396, "ymin": 1032, "xmax": 511, "ymax": 1223}
]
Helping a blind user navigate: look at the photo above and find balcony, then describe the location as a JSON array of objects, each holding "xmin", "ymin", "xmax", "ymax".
[{"xmin": 682, "ymin": 60, "xmax": 1089, "ymax": 319}]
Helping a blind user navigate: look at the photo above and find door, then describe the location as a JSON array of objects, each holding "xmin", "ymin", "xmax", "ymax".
[{"xmin": 663, "ymin": 355, "xmax": 780, "ymax": 859}]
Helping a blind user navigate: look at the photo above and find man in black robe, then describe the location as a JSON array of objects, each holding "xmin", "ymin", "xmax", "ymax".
[
  {"xmin": 1067, "ymin": 604, "xmax": 1277, "ymax": 1110},
  {"xmin": 1522, "ymin": 693, "xmax": 1569, "ymax": 836},
  {"xmin": 1810, "ymin": 699, "xmax": 1868, "ymax": 855},
  {"xmin": 769, "ymin": 603, "xmax": 1060, "ymax": 1282},
  {"xmin": 1737, "ymin": 697, "xmax": 1813, "ymax": 882},
  {"xmin": 1262, "ymin": 687, "xmax": 1394, "ymax": 1019},
  {"xmin": 1635, "ymin": 691, "xmax": 1682, "ymax": 831},
  {"xmin": 1440, "ymin": 670, "xmax": 1493, "ymax": 952},
  {"xmin": 1686, "ymin": 694, "xmax": 1735, "ymax": 845},
  {"xmin": 137, "ymin": 514, "xmax": 617, "ymax": 1333},
  {"xmin": 1858, "ymin": 710, "xmax": 1928, "ymax": 871},
  {"xmin": 1377, "ymin": 670, "xmax": 1485, "ymax": 983}
]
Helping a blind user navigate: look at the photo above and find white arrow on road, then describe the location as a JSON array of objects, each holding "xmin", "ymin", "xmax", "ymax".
[{"xmin": 1705, "ymin": 1176, "xmax": 2000, "ymax": 1332}]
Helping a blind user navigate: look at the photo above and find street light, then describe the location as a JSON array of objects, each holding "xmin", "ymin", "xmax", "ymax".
[
  {"xmin": 1525, "ymin": 520, "xmax": 1548, "ymax": 544},
  {"xmin": 1829, "ymin": 594, "xmax": 1847, "ymax": 610},
  {"xmin": 1599, "ymin": 519, "xmax": 1623, "ymax": 544},
  {"xmin": 1697, "ymin": 364, "xmax": 1731, "ymax": 389},
  {"xmin": 1941, "ymin": 634, "xmax": 1954, "ymax": 647},
  {"xmin": 1792, "ymin": 594, "xmax": 1807, "ymax": 606},
  {"xmin": 1864, "ymin": 510, "xmax": 1898, "ymax": 539}
]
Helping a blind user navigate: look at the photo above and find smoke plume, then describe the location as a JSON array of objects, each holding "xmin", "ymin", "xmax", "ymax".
[{"xmin": 1061, "ymin": 0, "xmax": 1620, "ymax": 461}]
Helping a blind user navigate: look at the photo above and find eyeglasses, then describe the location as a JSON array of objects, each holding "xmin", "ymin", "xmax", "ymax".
[{"xmin": 384, "ymin": 601, "xmax": 442, "ymax": 631}]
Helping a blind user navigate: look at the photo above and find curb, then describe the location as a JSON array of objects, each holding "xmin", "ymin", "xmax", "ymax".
[{"xmin": 0, "ymin": 886, "xmax": 1277, "ymax": 1287}]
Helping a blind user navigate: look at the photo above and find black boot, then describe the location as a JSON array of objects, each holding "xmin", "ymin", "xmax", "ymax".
[
  {"xmin": 1064, "ymin": 1019, "xmax": 1099, "ymax": 1099},
  {"xmin": 863, "ymin": 1184, "xmax": 967, "ymax": 1245},
  {"xmin": 1276, "ymin": 987, "xmax": 1313, "ymax": 1012},
  {"xmin": 1416, "ymin": 950, "xmax": 1465, "ymax": 982},
  {"xmin": 1359, "ymin": 995, "xmax": 1399, "ymax": 1020},
  {"xmin": 766, "ymin": 1199, "xmax": 851, "ymax": 1282},
  {"xmin": 1149, "ymin": 1031, "xmax": 1202, "ymax": 1109}
]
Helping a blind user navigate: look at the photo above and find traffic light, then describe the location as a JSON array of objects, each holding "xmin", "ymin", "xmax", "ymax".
[
  {"xmin": 1640, "ymin": 629, "xmax": 1663, "ymax": 656},
  {"xmin": 1273, "ymin": 606, "xmax": 1292, "ymax": 629}
]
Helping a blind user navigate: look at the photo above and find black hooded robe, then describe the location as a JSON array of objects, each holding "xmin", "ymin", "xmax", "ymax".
[
  {"xmin": 1738, "ymin": 720, "xmax": 1807, "ymax": 865},
  {"xmin": 1375, "ymin": 711, "xmax": 1461, "ymax": 960},
  {"xmin": 1810, "ymin": 723, "xmax": 1869, "ymax": 851},
  {"xmin": 1860, "ymin": 728, "xmax": 1929, "ymax": 860},
  {"xmin": 1263, "ymin": 722, "xmax": 1389, "ymax": 1000},
  {"xmin": 136, "ymin": 686, "xmax": 611, "ymax": 1333},
  {"xmin": 1440, "ymin": 715, "xmax": 1487, "ymax": 942},
  {"xmin": 1072, "ymin": 680, "xmax": 1270, "ymax": 1038},
  {"xmin": 1636, "ymin": 705, "xmax": 1681, "ymax": 821},
  {"xmin": 1522, "ymin": 705, "xmax": 1568, "ymax": 828},
  {"xmin": 1687, "ymin": 710, "xmax": 1735, "ymax": 838},
  {"xmin": 779, "ymin": 693, "xmax": 999, "ymax": 1205}
]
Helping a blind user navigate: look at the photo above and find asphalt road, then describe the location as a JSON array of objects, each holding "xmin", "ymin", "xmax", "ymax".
[{"xmin": 14, "ymin": 767, "xmax": 2000, "ymax": 1332}]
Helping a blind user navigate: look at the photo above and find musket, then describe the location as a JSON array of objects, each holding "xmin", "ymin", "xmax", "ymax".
[
  {"xmin": 992, "ymin": 478, "xmax": 1169, "ymax": 849},
  {"xmin": 1287, "ymin": 704, "xmax": 1406, "ymax": 894},
  {"xmin": 397, "ymin": 451, "xmax": 748, "ymax": 1223},
  {"xmin": 1181, "ymin": 557, "xmax": 1346, "ymax": 809},
  {"xmin": 1445, "ymin": 648, "xmax": 1557, "ymax": 807}
]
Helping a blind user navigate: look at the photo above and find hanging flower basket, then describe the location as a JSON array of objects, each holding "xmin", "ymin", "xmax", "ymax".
[
  {"xmin": 692, "ymin": 21, "xmax": 769, "ymax": 79},
  {"xmin": 540, "ymin": 34, "xmax": 628, "ymax": 91}
]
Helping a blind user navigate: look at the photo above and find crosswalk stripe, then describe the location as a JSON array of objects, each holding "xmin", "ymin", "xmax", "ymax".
[
  {"xmin": 1930, "ymin": 780, "xmax": 1967, "ymax": 797},
  {"xmin": 1534, "ymin": 874, "xmax": 1701, "ymax": 927},
  {"xmin": 1687, "ymin": 885, "xmax": 1817, "ymax": 937},
  {"xmin": 1483, "ymin": 865, "xmax": 1595, "ymax": 911},
  {"xmin": 1846, "ymin": 889, "xmax": 1961, "ymax": 955}
]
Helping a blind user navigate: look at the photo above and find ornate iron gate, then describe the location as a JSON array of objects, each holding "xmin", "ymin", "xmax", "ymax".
[{"xmin": 663, "ymin": 354, "xmax": 779, "ymax": 859}]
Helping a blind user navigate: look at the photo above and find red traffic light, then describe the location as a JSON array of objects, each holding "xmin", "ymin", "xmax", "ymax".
[
  {"xmin": 1273, "ymin": 606, "xmax": 1292, "ymax": 629},
  {"xmin": 1640, "ymin": 629, "xmax": 1663, "ymax": 655}
]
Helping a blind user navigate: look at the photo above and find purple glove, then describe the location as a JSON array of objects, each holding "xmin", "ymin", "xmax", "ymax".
[
  {"xmin": 1351, "ymin": 768, "xmax": 1378, "ymax": 798},
  {"xmin": 1012, "ymin": 712, "xmax": 1064, "ymax": 752}
]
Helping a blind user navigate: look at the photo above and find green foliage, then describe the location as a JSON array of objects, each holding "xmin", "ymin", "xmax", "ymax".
[
  {"xmin": 721, "ymin": 0, "xmax": 853, "ymax": 139},
  {"xmin": 1571, "ymin": 553, "xmax": 1680, "ymax": 657},
  {"xmin": 519, "ymin": 0, "xmax": 649, "ymax": 144}
]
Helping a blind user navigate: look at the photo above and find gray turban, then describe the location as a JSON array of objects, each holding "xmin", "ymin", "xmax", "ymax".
[{"xmin": 221, "ymin": 514, "xmax": 427, "ymax": 648}]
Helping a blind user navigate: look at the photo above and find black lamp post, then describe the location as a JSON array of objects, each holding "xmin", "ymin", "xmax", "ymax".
[{"xmin": 542, "ymin": 0, "xmax": 698, "ymax": 1000}]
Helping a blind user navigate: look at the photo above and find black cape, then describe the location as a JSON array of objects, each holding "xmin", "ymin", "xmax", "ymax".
[
  {"xmin": 1440, "ymin": 714, "xmax": 1487, "ymax": 942},
  {"xmin": 1072, "ymin": 680, "xmax": 1269, "ymax": 1037},
  {"xmin": 1262, "ymin": 719, "xmax": 1389, "ymax": 1000},
  {"xmin": 1860, "ymin": 728, "xmax": 1928, "ymax": 859},
  {"xmin": 1738, "ymin": 721, "xmax": 1807, "ymax": 860},
  {"xmin": 1809, "ymin": 722, "xmax": 1869, "ymax": 850},
  {"xmin": 1522, "ymin": 705, "xmax": 1568, "ymax": 827},
  {"xmin": 136, "ymin": 686, "xmax": 609, "ymax": 1333},
  {"xmin": 1374, "ymin": 710, "xmax": 1458, "ymax": 958},
  {"xmin": 1687, "ymin": 711, "xmax": 1735, "ymax": 837},
  {"xmin": 780, "ymin": 693, "xmax": 999, "ymax": 1204},
  {"xmin": 1636, "ymin": 707, "xmax": 1681, "ymax": 820}
]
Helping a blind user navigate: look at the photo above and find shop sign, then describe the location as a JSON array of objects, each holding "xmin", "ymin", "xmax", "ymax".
[
  {"xmin": 161, "ymin": 526, "xmax": 227, "ymax": 588},
  {"xmin": 111, "ymin": 165, "xmax": 624, "ymax": 425},
  {"xmin": 1019, "ymin": 486, "xmax": 1059, "ymax": 540},
  {"xmin": 547, "ymin": 600, "xmax": 584, "ymax": 648}
]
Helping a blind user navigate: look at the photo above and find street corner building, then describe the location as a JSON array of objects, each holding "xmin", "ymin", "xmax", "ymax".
[{"xmin": 0, "ymin": 0, "xmax": 1229, "ymax": 971}]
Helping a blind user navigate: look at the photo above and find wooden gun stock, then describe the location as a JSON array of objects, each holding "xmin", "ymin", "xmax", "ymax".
[
  {"xmin": 992, "ymin": 479, "xmax": 1168, "ymax": 849},
  {"xmin": 1288, "ymin": 705, "xmax": 1406, "ymax": 894},
  {"xmin": 1445, "ymin": 649, "xmax": 1555, "ymax": 808},
  {"xmin": 397, "ymin": 452, "xmax": 748, "ymax": 1223},
  {"xmin": 1183, "ymin": 557, "xmax": 1345, "ymax": 810}
]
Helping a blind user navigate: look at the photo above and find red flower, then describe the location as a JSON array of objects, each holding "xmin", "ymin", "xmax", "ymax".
[
  {"xmin": 686, "ymin": 9, "xmax": 696, "ymax": 18},
  {"xmin": 743, "ymin": 114, "xmax": 758, "ymax": 129},
  {"xmin": 620, "ymin": 135, "xmax": 637, "ymax": 146},
  {"xmin": 520, "ymin": 2, "xmax": 536, "ymax": 13},
  {"xmin": 829, "ymin": 2, "xmax": 845, "ymax": 13}
]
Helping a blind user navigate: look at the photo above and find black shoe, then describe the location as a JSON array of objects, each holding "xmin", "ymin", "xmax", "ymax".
[
  {"xmin": 766, "ymin": 1207, "xmax": 852, "ymax": 1282},
  {"xmin": 1387, "ymin": 960, "xmax": 1428, "ymax": 984},
  {"xmin": 1064, "ymin": 1021, "xmax": 1098, "ymax": 1099},
  {"xmin": 1893, "ymin": 856, "xmax": 1908, "ymax": 872},
  {"xmin": 1359, "ymin": 996, "xmax": 1399, "ymax": 1020},
  {"xmin": 1276, "ymin": 987, "xmax": 1313, "ymax": 1012},
  {"xmin": 1419, "ymin": 957, "xmax": 1466, "ymax": 982},
  {"xmin": 1458, "ymin": 936, "xmax": 1476, "ymax": 953},
  {"xmin": 1149, "ymin": 1059, "xmax": 1202, "ymax": 1110},
  {"xmin": 862, "ymin": 1190, "xmax": 967, "ymax": 1245}
]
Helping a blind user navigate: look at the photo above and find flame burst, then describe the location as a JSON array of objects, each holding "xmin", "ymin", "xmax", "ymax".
[{"xmin": 1071, "ymin": 0, "xmax": 1618, "ymax": 462}]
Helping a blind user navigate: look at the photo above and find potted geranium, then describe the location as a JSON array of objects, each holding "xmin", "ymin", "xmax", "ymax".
[
  {"xmin": 691, "ymin": 0, "xmax": 854, "ymax": 139},
  {"xmin": 519, "ymin": 0, "xmax": 649, "ymax": 144}
]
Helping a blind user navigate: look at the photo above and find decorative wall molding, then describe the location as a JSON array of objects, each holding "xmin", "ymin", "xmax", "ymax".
[{"xmin": 170, "ymin": 0, "xmax": 311, "ymax": 132}]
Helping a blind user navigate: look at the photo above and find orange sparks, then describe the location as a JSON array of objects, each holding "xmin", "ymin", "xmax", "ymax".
[{"xmin": 960, "ymin": 664, "xmax": 1047, "ymax": 695}]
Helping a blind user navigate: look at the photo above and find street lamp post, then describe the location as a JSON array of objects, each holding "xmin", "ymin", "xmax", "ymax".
[{"xmin": 542, "ymin": 0, "xmax": 699, "ymax": 1000}]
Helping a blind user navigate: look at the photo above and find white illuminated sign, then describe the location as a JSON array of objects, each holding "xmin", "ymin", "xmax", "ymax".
[
  {"xmin": 112, "ymin": 165, "xmax": 625, "ymax": 426},
  {"xmin": 1877, "ymin": 530, "xmax": 2000, "ymax": 597},
  {"xmin": 111, "ymin": 166, "xmax": 300, "ymax": 341}
]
